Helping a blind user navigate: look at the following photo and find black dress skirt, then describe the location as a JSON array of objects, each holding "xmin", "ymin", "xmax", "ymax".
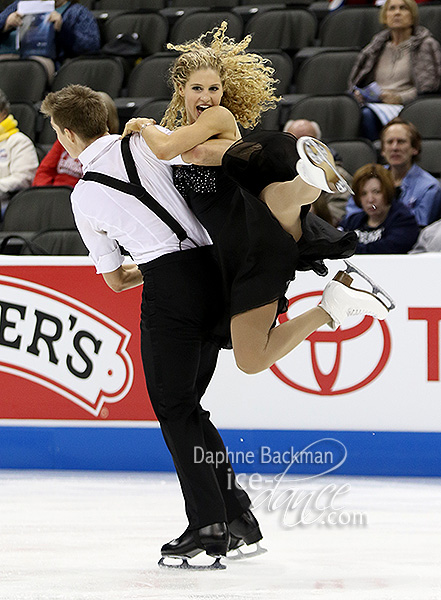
[{"xmin": 173, "ymin": 131, "xmax": 357, "ymax": 346}]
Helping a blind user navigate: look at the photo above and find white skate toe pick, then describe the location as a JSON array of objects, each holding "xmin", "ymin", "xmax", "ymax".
[
  {"xmin": 296, "ymin": 136, "xmax": 354, "ymax": 195},
  {"xmin": 319, "ymin": 271, "xmax": 390, "ymax": 330}
]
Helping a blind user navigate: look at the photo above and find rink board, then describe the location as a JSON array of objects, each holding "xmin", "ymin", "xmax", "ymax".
[{"xmin": 1, "ymin": 255, "xmax": 441, "ymax": 476}]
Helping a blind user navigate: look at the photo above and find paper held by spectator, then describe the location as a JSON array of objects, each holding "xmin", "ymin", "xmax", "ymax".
[
  {"xmin": 16, "ymin": 1, "xmax": 56, "ymax": 57},
  {"xmin": 17, "ymin": 1, "xmax": 55, "ymax": 15}
]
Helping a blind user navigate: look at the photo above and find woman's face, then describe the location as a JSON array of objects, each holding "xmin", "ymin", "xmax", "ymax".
[
  {"xmin": 180, "ymin": 68, "xmax": 223, "ymax": 124},
  {"xmin": 359, "ymin": 178, "xmax": 390, "ymax": 221},
  {"xmin": 385, "ymin": 0, "xmax": 414, "ymax": 31}
]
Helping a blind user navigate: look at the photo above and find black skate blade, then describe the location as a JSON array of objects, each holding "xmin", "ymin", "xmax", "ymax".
[
  {"xmin": 158, "ymin": 556, "xmax": 226, "ymax": 570},
  {"xmin": 226, "ymin": 542, "xmax": 268, "ymax": 561},
  {"xmin": 343, "ymin": 260, "xmax": 396, "ymax": 311}
]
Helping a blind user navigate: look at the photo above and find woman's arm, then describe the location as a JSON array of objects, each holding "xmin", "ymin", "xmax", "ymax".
[{"xmin": 122, "ymin": 106, "xmax": 237, "ymax": 161}]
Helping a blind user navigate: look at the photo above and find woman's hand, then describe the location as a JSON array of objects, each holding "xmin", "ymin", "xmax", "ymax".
[
  {"xmin": 121, "ymin": 117, "xmax": 156, "ymax": 138},
  {"xmin": 4, "ymin": 11, "xmax": 22, "ymax": 32},
  {"xmin": 381, "ymin": 91, "xmax": 402, "ymax": 104},
  {"xmin": 48, "ymin": 11, "xmax": 63, "ymax": 32}
]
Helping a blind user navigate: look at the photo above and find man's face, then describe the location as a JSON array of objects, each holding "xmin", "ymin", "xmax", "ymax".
[
  {"xmin": 381, "ymin": 124, "xmax": 418, "ymax": 170},
  {"xmin": 51, "ymin": 118, "xmax": 82, "ymax": 159}
]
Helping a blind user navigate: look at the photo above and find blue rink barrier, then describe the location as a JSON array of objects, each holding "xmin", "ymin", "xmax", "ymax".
[{"xmin": 0, "ymin": 426, "xmax": 440, "ymax": 477}]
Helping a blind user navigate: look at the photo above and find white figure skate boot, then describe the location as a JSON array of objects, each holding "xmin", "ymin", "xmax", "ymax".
[
  {"xmin": 296, "ymin": 136, "xmax": 354, "ymax": 194},
  {"xmin": 319, "ymin": 261, "xmax": 395, "ymax": 330}
]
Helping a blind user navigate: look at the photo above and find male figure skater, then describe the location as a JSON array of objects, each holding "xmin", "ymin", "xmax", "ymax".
[{"xmin": 40, "ymin": 84, "xmax": 261, "ymax": 570}]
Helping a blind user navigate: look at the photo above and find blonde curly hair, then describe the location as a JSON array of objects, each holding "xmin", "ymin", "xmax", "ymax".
[{"xmin": 161, "ymin": 21, "xmax": 280, "ymax": 130}]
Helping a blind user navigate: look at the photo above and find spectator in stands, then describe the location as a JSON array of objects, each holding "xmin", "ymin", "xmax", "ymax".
[
  {"xmin": 33, "ymin": 91, "xmax": 119, "ymax": 187},
  {"xmin": 348, "ymin": 0, "xmax": 441, "ymax": 140},
  {"xmin": 339, "ymin": 163, "xmax": 419, "ymax": 253},
  {"xmin": 0, "ymin": 0, "xmax": 100, "ymax": 78},
  {"xmin": 0, "ymin": 87, "xmax": 38, "ymax": 218},
  {"xmin": 344, "ymin": 118, "xmax": 441, "ymax": 227},
  {"xmin": 410, "ymin": 219, "xmax": 441, "ymax": 252},
  {"xmin": 283, "ymin": 118, "xmax": 353, "ymax": 226}
]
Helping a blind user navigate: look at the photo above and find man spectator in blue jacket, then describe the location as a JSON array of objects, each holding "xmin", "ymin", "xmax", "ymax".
[{"xmin": 344, "ymin": 118, "xmax": 441, "ymax": 227}]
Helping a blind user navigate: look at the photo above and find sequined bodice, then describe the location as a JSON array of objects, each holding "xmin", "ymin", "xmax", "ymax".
[{"xmin": 173, "ymin": 164, "xmax": 217, "ymax": 201}]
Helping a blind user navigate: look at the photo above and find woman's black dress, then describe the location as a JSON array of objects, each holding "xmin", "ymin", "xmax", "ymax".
[{"xmin": 173, "ymin": 131, "xmax": 357, "ymax": 345}]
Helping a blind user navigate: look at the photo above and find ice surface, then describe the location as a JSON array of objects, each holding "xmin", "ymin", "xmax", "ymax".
[{"xmin": 0, "ymin": 471, "xmax": 440, "ymax": 600}]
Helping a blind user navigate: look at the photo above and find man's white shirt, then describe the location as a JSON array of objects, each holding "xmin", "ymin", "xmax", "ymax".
[{"xmin": 72, "ymin": 131, "xmax": 212, "ymax": 274}]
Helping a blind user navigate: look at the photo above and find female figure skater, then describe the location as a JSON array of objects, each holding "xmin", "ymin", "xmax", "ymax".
[{"xmin": 123, "ymin": 22, "xmax": 391, "ymax": 375}]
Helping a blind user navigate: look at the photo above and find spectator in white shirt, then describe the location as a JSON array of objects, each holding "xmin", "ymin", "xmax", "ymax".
[{"xmin": 0, "ymin": 87, "xmax": 38, "ymax": 218}]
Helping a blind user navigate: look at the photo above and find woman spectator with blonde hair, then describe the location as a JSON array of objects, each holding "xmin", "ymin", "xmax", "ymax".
[
  {"xmin": 349, "ymin": 0, "xmax": 441, "ymax": 140},
  {"xmin": 339, "ymin": 163, "xmax": 419, "ymax": 253}
]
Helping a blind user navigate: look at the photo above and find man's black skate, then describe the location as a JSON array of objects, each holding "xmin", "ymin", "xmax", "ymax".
[
  {"xmin": 158, "ymin": 522, "xmax": 229, "ymax": 570},
  {"xmin": 227, "ymin": 510, "xmax": 267, "ymax": 560}
]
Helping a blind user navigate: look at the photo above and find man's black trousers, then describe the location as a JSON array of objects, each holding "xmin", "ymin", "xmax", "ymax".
[{"xmin": 139, "ymin": 246, "xmax": 250, "ymax": 529}]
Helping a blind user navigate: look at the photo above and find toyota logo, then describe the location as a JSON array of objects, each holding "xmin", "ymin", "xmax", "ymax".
[{"xmin": 271, "ymin": 291, "xmax": 392, "ymax": 395}]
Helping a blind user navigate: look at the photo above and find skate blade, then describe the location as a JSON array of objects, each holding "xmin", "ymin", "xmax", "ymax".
[
  {"xmin": 343, "ymin": 260, "xmax": 396, "ymax": 311},
  {"xmin": 226, "ymin": 542, "xmax": 268, "ymax": 561},
  {"xmin": 158, "ymin": 556, "xmax": 226, "ymax": 570},
  {"xmin": 304, "ymin": 139, "xmax": 354, "ymax": 195}
]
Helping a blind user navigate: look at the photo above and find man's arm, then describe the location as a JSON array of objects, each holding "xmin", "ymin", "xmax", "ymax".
[
  {"xmin": 182, "ymin": 138, "xmax": 236, "ymax": 167},
  {"xmin": 102, "ymin": 264, "xmax": 143, "ymax": 293}
]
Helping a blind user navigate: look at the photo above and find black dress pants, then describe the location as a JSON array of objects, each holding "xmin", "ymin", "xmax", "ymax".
[{"xmin": 139, "ymin": 247, "xmax": 250, "ymax": 530}]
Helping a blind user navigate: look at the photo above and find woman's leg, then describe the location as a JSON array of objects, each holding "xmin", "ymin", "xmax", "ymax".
[
  {"xmin": 231, "ymin": 301, "xmax": 330, "ymax": 375},
  {"xmin": 260, "ymin": 177, "xmax": 320, "ymax": 240}
]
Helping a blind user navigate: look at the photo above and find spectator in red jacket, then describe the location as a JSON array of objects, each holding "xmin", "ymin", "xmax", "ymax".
[{"xmin": 33, "ymin": 92, "xmax": 119, "ymax": 187}]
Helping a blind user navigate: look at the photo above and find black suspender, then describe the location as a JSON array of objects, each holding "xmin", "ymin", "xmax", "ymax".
[{"xmin": 82, "ymin": 136, "xmax": 194, "ymax": 246}]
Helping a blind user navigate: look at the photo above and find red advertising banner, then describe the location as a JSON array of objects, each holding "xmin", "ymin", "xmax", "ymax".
[{"xmin": 0, "ymin": 260, "xmax": 156, "ymax": 421}]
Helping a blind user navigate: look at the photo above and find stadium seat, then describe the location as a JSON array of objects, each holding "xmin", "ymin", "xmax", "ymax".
[
  {"xmin": 418, "ymin": 139, "xmax": 441, "ymax": 178},
  {"xmin": 20, "ymin": 230, "xmax": 88, "ymax": 256},
  {"xmin": 419, "ymin": 4, "xmax": 441, "ymax": 44},
  {"xmin": 168, "ymin": 0, "xmax": 238, "ymax": 6},
  {"xmin": 11, "ymin": 102, "xmax": 38, "ymax": 142},
  {"xmin": 400, "ymin": 97, "xmax": 441, "ymax": 139},
  {"xmin": 103, "ymin": 12, "xmax": 168, "ymax": 57},
  {"xmin": 245, "ymin": 9, "xmax": 317, "ymax": 53},
  {"xmin": 77, "ymin": 0, "xmax": 96, "ymax": 8},
  {"xmin": 0, "ymin": 186, "xmax": 76, "ymax": 254},
  {"xmin": 328, "ymin": 138, "xmax": 378, "ymax": 175},
  {"xmin": 295, "ymin": 50, "xmax": 358, "ymax": 95},
  {"xmin": 51, "ymin": 56, "xmax": 124, "ymax": 97},
  {"xmin": 1, "ymin": 186, "xmax": 75, "ymax": 232},
  {"xmin": 134, "ymin": 98, "xmax": 171, "ymax": 124},
  {"xmin": 169, "ymin": 11, "xmax": 243, "ymax": 45},
  {"xmin": 97, "ymin": 0, "xmax": 164, "ymax": 9},
  {"xmin": 37, "ymin": 117, "xmax": 57, "ymax": 148},
  {"xmin": 286, "ymin": 94, "xmax": 361, "ymax": 140},
  {"xmin": 127, "ymin": 53, "xmax": 177, "ymax": 98},
  {"xmin": 260, "ymin": 50, "xmax": 294, "ymax": 95},
  {"xmin": 318, "ymin": 7, "xmax": 382, "ymax": 49},
  {"xmin": 0, "ymin": 59, "xmax": 48, "ymax": 103}
]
